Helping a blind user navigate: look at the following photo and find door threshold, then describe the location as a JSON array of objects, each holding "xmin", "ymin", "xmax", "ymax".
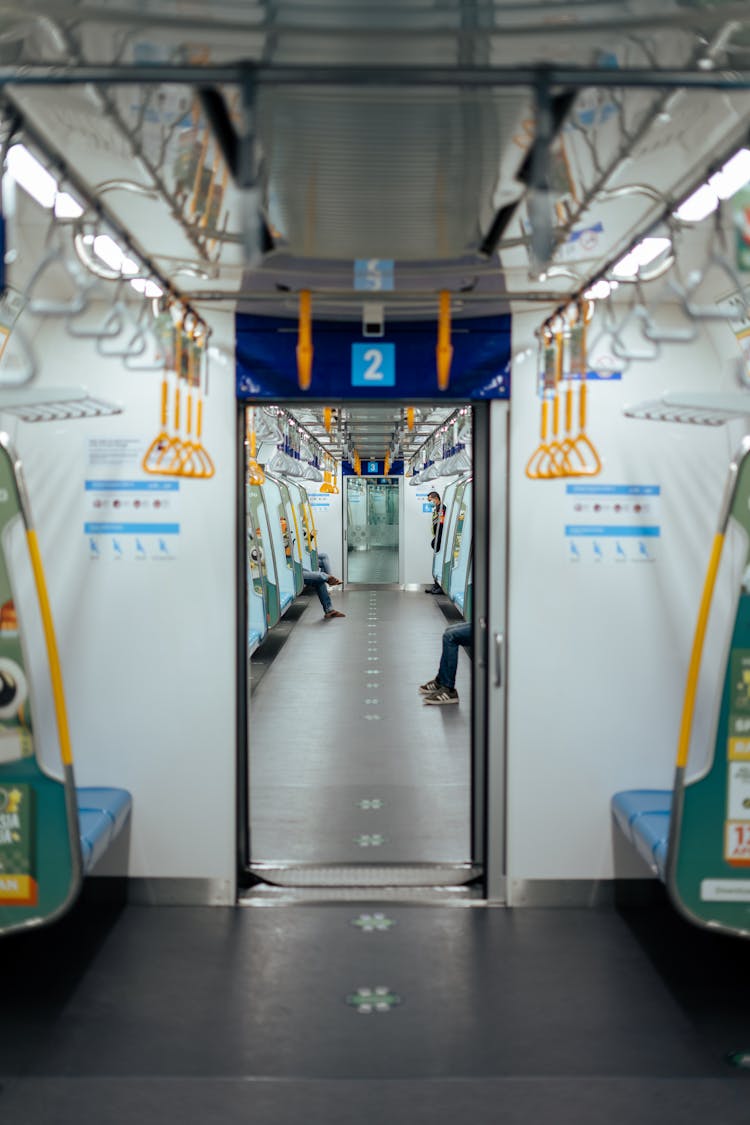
[
  {"xmin": 239, "ymin": 883, "xmax": 488, "ymax": 906},
  {"xmin": 247, "ymin": 861, "xmax": 480, "ymax": 888}
]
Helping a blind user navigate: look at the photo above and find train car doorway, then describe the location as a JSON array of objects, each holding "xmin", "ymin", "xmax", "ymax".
[
  {"xmin": 345, "ymin": 476, "xmax": 401, "ymax": 586},
  {"xmin": 238, "ymin": 400, "xmax": 508, "ymax": 901}
]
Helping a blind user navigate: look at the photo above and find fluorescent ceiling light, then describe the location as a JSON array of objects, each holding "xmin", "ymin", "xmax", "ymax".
[
  {"xmin": 674, "ymin": 183, "xmax": 718, "ymax": 223},
  {"xmin": 584, "ymin": 279, "xmax": 615, "ymax": 300},
  {"xmin": 7, "ymin": 143, "xmax": 85, "ymax": 219},
  {"xmin": 612, "ymin": 237, "xmax": 671, "ymax": 279},
  {"xmin": 673, "ymin": 149, "xmax": 750, "ymax": 223},
  {"xmin": 6, "ymin": 144, "xmax": 57, "ymax": 209},
  {"xmin": 93, "ymin": 234, "xmax": 125, "ymax": 271},
  {"xmin": 54, "ymin": 192, "xmax": 83, "ymax": 219},
  {"xmin": 130, "ymin": 278, "xmax": 163, "ymax": 298},
  {"xmin": 92, "ymin": 234, "xmax": 140, "ymax": 276},
  {"xmin": 708, "ymin": 148, "xmax": 750, "ymax": 200}
]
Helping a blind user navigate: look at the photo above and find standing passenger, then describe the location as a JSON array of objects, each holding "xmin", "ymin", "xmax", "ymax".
[{"xmin": 425, "ymin": 490, "xmax": 446, "ymax": 594}]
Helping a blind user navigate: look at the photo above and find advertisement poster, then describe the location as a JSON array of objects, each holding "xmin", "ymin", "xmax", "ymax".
[{"xmin": 0, "ymin": 783, "xmax": 37, "ymax": 905}]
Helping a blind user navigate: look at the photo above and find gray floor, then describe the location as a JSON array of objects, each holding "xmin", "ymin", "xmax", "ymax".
[
  {"xmin": 249, "ymin": 588, "xmax": 471, "ymax": 873},
  {"xmin": 2, "ymin": 897, "xmax": 750, "ymax": 1124},
  {"xmin": 346, "ymin": 546, "xmax": 399, "ymax": 584},
  {"xmin": 4, "ymin": 593, "xmax": 750, "ymax": 1123}
]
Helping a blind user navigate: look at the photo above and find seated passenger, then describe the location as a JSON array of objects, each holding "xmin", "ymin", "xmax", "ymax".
[
  {"xmin": 316, "ymin": 550, "xmax": 340, "ymax": 581},
  {"xmin": 418, "ymin": 621, "xmax": 472, "ymax": 704},
  {"xmin": 303, "ymin": 567, "xmax": 345, "ymax": 619}
]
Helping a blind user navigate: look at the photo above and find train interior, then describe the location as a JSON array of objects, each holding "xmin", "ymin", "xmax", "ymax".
[{"xmin": 1, "ymin": 3, "xmax": 750, "ymax": 1123}]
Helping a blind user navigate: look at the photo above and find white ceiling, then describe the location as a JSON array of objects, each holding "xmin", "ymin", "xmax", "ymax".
[{"xmin": 2, "ymin": 2, "xmax": 750, "ymax": 455}]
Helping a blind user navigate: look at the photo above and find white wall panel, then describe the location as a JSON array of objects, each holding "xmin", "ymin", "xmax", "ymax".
[
  {"xmin": 3, "ymin": 309, "xmax": 238, "ymax": 897},
  {"xmin": 506, "ymin": 308, "xmax": 747, "ymax": 882}
]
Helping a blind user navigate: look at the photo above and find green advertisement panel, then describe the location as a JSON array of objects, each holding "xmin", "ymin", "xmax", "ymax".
[
  {"xmin": 669, "ymin": 440, "xmax": 750, "ymax": 936},
  {"xmin": 0, "ymin": 438, "xmax": 80, "ymax": 936}
]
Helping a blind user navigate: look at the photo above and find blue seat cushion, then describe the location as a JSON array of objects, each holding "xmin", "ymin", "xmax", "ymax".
[
  {"xmin": 632, "ymin": 812, "xmax": 671, "ymax": 880},
  {"xmin": 611, "ymin": 789, "xmax": 672, "ymax": 843},
  {"xmin": 612, "ymin": 790, "xmax": 672, "ymax": 882},
  {"xmin": 280, "ymin": 593, "xmax": 293, "ymax": 611},
  {"xmin": 76, "ymin": 787, "xmax": 132, "ymax": 874}
]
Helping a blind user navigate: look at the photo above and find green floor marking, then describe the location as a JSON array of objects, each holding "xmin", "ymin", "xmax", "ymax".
[
  {"xmin": 356, "ymin": 833, "xmax": 385, "ymax": 847},
  {"xmin": 346, "ymin": 986, "xmax": 402, "ymax": 1013},
  {"xmin": 358, "ymin": 798, "xmax": 383, "ymax": 810},
  {"xmin": 351, "ymin": 913, "xmax": 396, "ymax": 932}
]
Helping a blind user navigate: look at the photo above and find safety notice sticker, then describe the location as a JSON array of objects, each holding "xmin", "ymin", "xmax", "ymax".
[
  {"xmin": 84, "ymin": 479, "xmax": 180, "ymax": 562},
  {"xmin": 565, "ymin": 483, "xmax": 660, "ymax": 564}
]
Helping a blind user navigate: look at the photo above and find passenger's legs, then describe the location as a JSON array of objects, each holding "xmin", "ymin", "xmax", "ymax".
[
  {"xmin": 317, "ymin": 551, "xmax": 331, "ymax": 574},
  {"xmin": 302, "ymin": 570, "xmax": 332, "ymax": 614},
  {"xmin": 436, "ymin": 622, "xmax": 472, "ymax": 689}
]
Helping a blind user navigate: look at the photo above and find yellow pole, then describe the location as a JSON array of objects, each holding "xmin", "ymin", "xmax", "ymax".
[
  {"xmin": 26, "ymin": 531, "xmax": 73, "ymax": 767},
  {"xmin": 675, "ymin": 533, "xmax": 725, "ymax": 769}
]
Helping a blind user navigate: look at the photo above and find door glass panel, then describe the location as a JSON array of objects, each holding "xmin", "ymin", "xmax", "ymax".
[{"xmin": 346, "ymin": 477, "xmax": 399, "ymax": 584}]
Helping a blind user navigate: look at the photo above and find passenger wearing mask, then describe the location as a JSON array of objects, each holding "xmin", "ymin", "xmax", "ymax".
[{"xmin": 425, "ymin": 490, "xmax": 446, "ymax": 594}]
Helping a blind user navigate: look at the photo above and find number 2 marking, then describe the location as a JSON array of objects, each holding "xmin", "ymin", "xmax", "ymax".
[{"xmin": 363, "ymin": 349, "xmax": 383, "ymax": 381}]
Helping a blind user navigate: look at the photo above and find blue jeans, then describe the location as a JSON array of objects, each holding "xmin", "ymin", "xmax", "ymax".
[
  {"xmin": 303, "ymin": 570, "xmax": 332, "ymax": 613},
  {"xmin": 437, "ymin": 622, "xmax": 472, "ymax": 689},
  {"xmin": 317, "ymin": 552, "xmax": 331, "ymax": 575}
]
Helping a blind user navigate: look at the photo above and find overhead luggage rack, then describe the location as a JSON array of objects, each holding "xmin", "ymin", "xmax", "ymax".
[
  {"xmin": 0, "ymin": 387, "xmax": 122, "ymax": 423},
  {"xmin": 624, "ymin": 391, "xmax": 750, "ymax": 426}
]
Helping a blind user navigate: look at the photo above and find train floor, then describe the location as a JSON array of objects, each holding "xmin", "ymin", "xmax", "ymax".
[
  {"xmin": 1, "ymin": 895, "xmax": 749, "ymax": 1124},
  {"xmin": 2, "ymin": 589, "xmax": 750, "ymax": 1123},
  {"xmin": 248, "ymin": 586, "xmax": 472, "ymax": 879}
]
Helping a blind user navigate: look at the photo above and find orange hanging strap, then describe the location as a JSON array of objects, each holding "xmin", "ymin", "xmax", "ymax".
[
  {"xmin": 436, "ymin": 291, "xmax": 453, "ymax": 392},
  {"xmin": 297, "ymin": 290, "xmax": 313, "ymax": 391}
]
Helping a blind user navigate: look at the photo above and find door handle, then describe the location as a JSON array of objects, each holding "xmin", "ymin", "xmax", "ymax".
[{"xmin": 494, "ymin": 632, "xmax": 504, "ymax": 688}]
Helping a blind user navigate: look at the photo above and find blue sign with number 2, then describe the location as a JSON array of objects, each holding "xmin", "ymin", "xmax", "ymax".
[{"xmin": 351, "ymin": 343, "xmax": 396, "ymax": 387}]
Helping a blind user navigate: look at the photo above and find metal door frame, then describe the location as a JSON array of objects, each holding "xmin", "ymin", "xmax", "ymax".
[
  {"xmin": 471, "ymin": 400, "xmax": 509, "ymax": 902},
  {"xmin": 237, "ymin": 400, "xmax": 509, "ymax": 898}
]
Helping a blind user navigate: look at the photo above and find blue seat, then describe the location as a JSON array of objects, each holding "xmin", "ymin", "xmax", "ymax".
[
  {"xmin": 280, "ymin": 592, "xmax": 293, "ymax": 612},
  {"xmin": 612, "ymin": 789, "xmax": 671, "ymax": 882},
  {"xmin": 76, "ymin": 787, "xmax": 132, "ymax": 874}
]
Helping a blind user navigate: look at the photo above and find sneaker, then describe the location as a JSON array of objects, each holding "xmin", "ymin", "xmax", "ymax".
[
  {"xmin": 424, "ymin": 584, "xmax": 442, "ymax": 594},
  {"xmin": 423, "ymin": 687, "xmax": 459, "ymax": 705},
  {"xmin": 418, "ymin": 678, "xmax": 442, "ymax": 695},
  {"xmin": 324, "ymin": 609, "xmax": 346, "ymax": 619},
  {"xmin": 326, "ymin": 576, "xmax": 343, "ymax": 586}
]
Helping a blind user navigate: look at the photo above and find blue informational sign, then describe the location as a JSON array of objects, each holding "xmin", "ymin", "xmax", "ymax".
[
  {"xmin": 354, "ymin": 259, "xmax": 394, "ymax": 291},
  {"xmin": 351, "ymin": 343, "xmax": 395, "ymax": 387},
  {"xmin": 236, "ymin": 314, "xmax": 511, "ymax": 401},
  {"xmin": 342, "ymin": 460, "xmax": 403, "ymax": 476}
]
